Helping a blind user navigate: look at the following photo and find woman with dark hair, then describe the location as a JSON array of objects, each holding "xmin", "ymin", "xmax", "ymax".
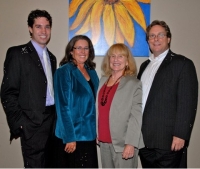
[{"xmin": 53, "ymin": 35, "xmax": 99, "ymax": 168}]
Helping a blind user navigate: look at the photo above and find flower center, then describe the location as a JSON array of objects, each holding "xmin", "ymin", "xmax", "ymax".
[{"xmin": 104, "ymin": 0, "xmax": 119, "ymax": 5}]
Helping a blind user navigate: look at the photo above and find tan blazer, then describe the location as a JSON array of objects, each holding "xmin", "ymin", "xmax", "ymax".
[{"xmin": 97, "ymin": 75, "xmax": 144, "ymax": 152}]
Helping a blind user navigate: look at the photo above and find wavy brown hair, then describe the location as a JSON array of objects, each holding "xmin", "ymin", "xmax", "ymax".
[{"xmin": 60, "ymin": 35, "xmax": 96, "ymax": 69}]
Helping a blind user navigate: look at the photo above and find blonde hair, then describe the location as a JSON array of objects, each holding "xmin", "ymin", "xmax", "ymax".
[{"xmin": 101, "ymin": 43, "xmax": 137, "ymax": 76}]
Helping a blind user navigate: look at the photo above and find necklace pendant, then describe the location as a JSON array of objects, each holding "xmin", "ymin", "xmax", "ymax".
[
  {"xmin": 100, "ymin": 74, "xmax": 123, "ymax": 107},
  {"xmin": 101, "ymin": 101, "xmax": 106, "ymax": 106}
]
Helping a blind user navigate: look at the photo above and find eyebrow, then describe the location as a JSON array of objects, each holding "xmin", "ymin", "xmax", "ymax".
[
  {"xmin": 34, "ymin": 24, "xmax": 51, "ymax": 26},
  {"xmin": 149, "ymin": 32, "xmax": 165, "ymax": 34}
]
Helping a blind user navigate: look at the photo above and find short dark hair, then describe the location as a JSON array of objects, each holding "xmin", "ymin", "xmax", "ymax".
[
  {"xmin": 146, "ymin": 20, "xmax": 172, "ymax": 47},
  {"xmin": 27, "ymin": 9, "xmax": 52, "ymax": 36},
  {"xmin": 60, "ymin": 35, "xmax": 96, "ymax": 69}
]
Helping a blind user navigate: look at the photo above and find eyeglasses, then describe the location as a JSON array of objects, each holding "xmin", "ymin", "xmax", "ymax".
[
  {"xmin": 73, "ymin": 46, "xmax": 89, "ymax": 51},
  {"xmin": 148, "ymin": 33, "xmax": 167, "ymax": 40}
]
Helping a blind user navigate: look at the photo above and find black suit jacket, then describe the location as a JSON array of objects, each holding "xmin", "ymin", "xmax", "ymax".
[
  {"xmin": 137, "ymin": 50, "xmax": 198, "ymax": 150},
  {"xmin": 1, "ymin": 41, "xmax": 57, "ymax": 141}
]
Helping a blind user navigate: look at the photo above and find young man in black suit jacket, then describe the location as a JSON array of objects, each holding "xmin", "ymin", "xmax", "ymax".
[
  {"xmin": 1, "ymin": 9, "xmax": 57, "ymax": 168},
  {"xmin": 138, "ymin": 20, "xmax": 198, "ymax": 168}
]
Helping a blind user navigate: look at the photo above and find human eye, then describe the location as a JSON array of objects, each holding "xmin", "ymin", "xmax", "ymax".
[
  {"xmin": 149, "ymin": 34, "xmax": 155, "ymax": 39},
  {"xmin": 46, "ymin": 25, "xmax": 51, "ymax": 29},
  {"xmin": 158, "ymin": 33, "xmax": 165, "ymax": 38},
  {"xmin": 76, "ymin": 46, "xmax": 82, "ymax": 50},
  {"xmin": 35, "ymin": 25, "xmax": 41, "ymax": 28},
  {"xmin": 84, "ymin": 47, "xmax": 89, "ymax": 50}
]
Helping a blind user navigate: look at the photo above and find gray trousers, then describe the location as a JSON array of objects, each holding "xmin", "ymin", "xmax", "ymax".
[{"xmin": 99, "ymin": 142, "xmax": 138, "ymax": 168}]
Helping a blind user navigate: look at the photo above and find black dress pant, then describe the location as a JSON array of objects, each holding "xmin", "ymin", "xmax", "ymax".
[
  {"xmin": 20, "ymin": 106, "xmax": 55, "ymax": 168},
  {"xmin": 139, "ymin": 146, "xmax": 187, "ymax": 168},
  {"xmin": 52, "ymin": 136, "xmax": 98, "ymax": 168}
]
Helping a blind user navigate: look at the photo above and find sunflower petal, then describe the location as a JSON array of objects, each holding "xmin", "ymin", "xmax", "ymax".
[
  {"xmin": 70, "ymin": 0, "xmax": 97, "ymax": 30},
  {"xmin": 69, "ymin": 0, "xmax": 84, "ymax": 17},
  {"xmin": 137, "ymin": 0, "xmax": 151, "ymax": 3},
  {"xmin": 121, "ymin": 0, "xmax": 147, "ymax": 31},
  {"xmin": 114, "ymin": 2, "xmax": 134, "ymax": 47},
  {"xmin": 115, "ymin": 24, "xmax": 124, "ymax": 43},
  {"xmin": 90, "ymin": 0, "xmax": 104, "ymax": 45},
  {"xmin": 103, "ymin": 4, "xmax": 115, "ymax": 46},
  {"xmin": 75, "ymin": 13, "xmax": 91, "ymax": 34}
]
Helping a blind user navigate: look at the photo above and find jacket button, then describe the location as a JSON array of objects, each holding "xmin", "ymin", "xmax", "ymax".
[{"xmin": 43, "ymin": 96, "xmax": 46, "ymax": 98}]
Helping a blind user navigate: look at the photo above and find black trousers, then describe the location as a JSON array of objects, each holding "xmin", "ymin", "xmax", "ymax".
[
  {"xmin": 52, "ymin": 136, "xmax": 98, "ymax": 168},
  {"xmin": 139, "ymin": 146, "xmax": 187, "ymax": 168},
  {"xmin": 20, "ymin": 105, "xmax": 55, "ymax": 168}
]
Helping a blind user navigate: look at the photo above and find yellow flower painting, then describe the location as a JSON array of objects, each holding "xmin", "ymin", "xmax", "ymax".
[{"xmin": 69, "ymin": 0, "xmax": 150, "ymax": 56}]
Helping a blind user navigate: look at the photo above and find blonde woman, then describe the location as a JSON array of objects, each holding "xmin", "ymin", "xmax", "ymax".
[{"xmin": 97, "ymin": 43, "xmax": 144, "ymax": 168}]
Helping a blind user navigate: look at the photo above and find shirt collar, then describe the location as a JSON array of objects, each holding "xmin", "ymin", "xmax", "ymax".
[
  {"xmin": 31, "ymin": 40, "xmax": 47, "ymax": 56},
  {"xmin": 149, "ymin": 49, "xmax": 169, "ymax": 62}
]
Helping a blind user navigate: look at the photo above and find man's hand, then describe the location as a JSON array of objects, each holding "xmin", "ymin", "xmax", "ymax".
[
  {"xmin": 122, "ymin": 144, "xmax": 134, "ymax": 159},
  {"xmin": 171, "ymin": 136, "xmax": 185, "ymax": 151}
]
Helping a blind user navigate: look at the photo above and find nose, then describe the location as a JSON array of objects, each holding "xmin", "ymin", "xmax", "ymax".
[
  {"xmin": 115, "ymin": 56, "xmax": 120, "ymax": 61},
  {"xmin": 41, "ymin": 27, "xmax": 46, "ymax": 34},
  {"xmin": 80, "ymin": 48, "xmax": 85, "ymax": 53},
  {"xmin": 154, "ymin": 35, "xmax": 160, "ymax": 41}
]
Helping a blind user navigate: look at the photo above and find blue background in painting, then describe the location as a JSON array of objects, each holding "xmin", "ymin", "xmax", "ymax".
[{"xmin": 69, "ymin": 1, "xmax": 150, "ymax": 57}]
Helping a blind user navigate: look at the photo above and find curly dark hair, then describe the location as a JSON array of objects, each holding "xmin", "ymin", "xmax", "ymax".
[
  {"xmin": 27, "ymin": 9, "xmax": 52, "ymax": 36},
  {"xmin": 60, "ymin": 35, "xmax": 96, "ymax": 69}
]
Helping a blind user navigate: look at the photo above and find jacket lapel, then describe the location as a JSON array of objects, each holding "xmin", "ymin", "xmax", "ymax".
[
  {"xmin": 115, "ymin": 76, "xmax": 126, "ymax": 90},
  {"xmin": 88, "ymin": 70, "xmax": 99, "ymax": 98},
  {"xmin": 26, "ymin": 42, "xmax": 46, "ymax": 77},
  {"xmin": 99, "ymin": 76, "xmax": 108, "ymax": 89},
  {"xmin": 137, "ymin": 60, "xmax": 150, "ymax": 80},
  {"xmin": 144, "ymin": 50, "xmax": 173, "ymax": 110},
  {"xmin": 72, "ymin": 67, "xmax": 94, "ymax": 97}
]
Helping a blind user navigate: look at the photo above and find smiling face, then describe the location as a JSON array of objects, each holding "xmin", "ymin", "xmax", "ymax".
[
  {"xmin": 109, "ymin": 52, "xmax": 128, "ymax": 74},
  {"xmin": 28, "ymin": 17, "xmax": 51, "ymax": 48},
  {"xmin": 148, "ymin": 25, "xmax": 171, "ymax": 57},
  {"xmin": 71, "ymin": 39, "xmax": 89, "ymax": 65}
]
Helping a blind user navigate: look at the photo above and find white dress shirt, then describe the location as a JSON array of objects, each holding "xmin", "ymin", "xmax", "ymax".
[{"xmin": 141, "ymin": 49, "xmax": 169, "ymax": 112}]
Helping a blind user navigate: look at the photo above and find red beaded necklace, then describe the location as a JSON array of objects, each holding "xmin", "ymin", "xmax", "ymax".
[{"xmin": 100, "ymin": 74, "xmax": 123, "ymax": 106}]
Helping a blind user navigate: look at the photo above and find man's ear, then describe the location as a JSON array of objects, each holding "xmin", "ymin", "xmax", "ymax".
[{"xmin": 28, "ymin": 26, "xmax": 33, "ymax": 34}]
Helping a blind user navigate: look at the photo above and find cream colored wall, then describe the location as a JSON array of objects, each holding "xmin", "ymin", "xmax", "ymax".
[{"xmin": 0, "ymin": 0, "xmax": 199, "ymax": 167}]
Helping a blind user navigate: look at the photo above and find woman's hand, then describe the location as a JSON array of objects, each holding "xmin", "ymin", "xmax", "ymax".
[
  {"xmin": 122, "ymin": 144, "xmax": 134, "ymax": 159},
  {"xmin": 96, "ymin": 137, "xmax": 100, "ymax": 146},
  {"xmin": 65, "ymin": 142, "xmax": 76, "ymax": 153}
]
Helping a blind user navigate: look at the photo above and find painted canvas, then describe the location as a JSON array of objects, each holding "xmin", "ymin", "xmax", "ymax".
[{"xmin": 69, "ymin": 0, "xmax": 150, "ymax": 57}]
